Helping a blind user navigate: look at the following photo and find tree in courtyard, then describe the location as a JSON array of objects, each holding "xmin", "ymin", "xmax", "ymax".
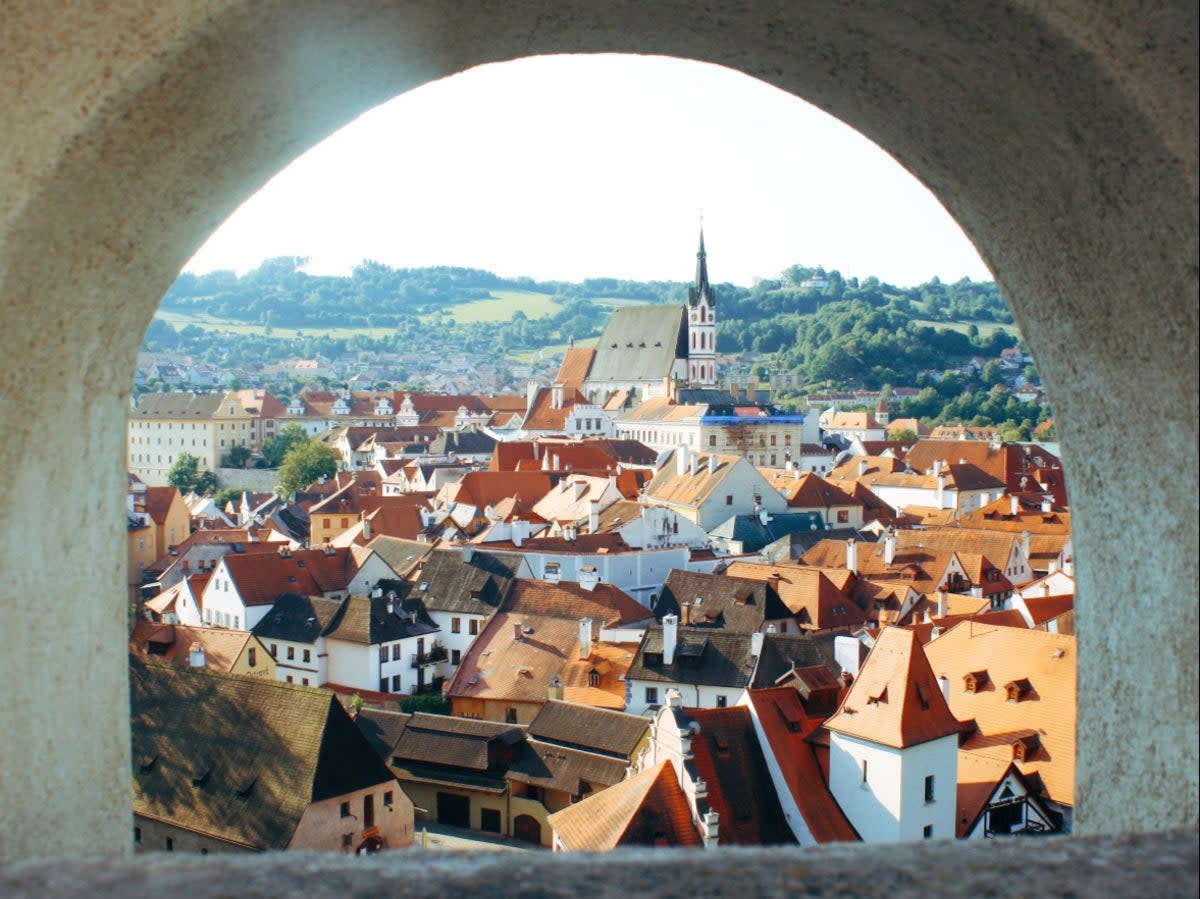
[
  {"xmin": 224, "ymin": 445, "xmax": 251, "ymax": 468},
  {"xmin": 261, "ymin": 422, "xmax": 310, "ymax": 468},
  {"xmin": 277, "ymin": 440, "xmax": 338, "ymax": 498},
  {"xmin": 194, "ymin": 470, "xmax": 218, "ymax": 497},
  {"xmin": 166, "ymin": 453, "xmax": 202, "ymax": 493}
]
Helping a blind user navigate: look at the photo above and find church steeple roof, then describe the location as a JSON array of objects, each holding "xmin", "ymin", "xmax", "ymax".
[{"xmin": 689, "ymin": 228, "xmax": 715, "ymax": 308}]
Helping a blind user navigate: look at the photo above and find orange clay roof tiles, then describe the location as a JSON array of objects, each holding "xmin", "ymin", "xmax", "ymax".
[
  {"xmin": 923, "ymin": 622, "xmax": 1075, "ymax": 807},
  {"xmin": 825, "ymin": 626, "xmax": 963, "ymax": 749},
  {"xmin": 547, "ymin": 759, "xmax": 702, "ymax": 850}
]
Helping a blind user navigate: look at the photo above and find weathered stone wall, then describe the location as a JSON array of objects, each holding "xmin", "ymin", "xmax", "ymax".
[{"xmin": 0, "ymin": 0, "xmax": 1195, "ymax": 861}]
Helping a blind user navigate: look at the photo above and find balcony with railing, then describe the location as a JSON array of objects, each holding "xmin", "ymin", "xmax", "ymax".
[{"xmin": 410, "ymin": 644, "xmax": 448, "ymax": 669}]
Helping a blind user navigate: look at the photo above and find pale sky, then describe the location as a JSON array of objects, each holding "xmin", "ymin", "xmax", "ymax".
[{"xmin": 185, "ymin": 54, "xmax": 991, "ymax": 288}]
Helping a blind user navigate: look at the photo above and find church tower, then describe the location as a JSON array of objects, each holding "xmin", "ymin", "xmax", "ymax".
[{"xmin": 687, "ymin": 230, "xmax": 718, "ymax": 388}]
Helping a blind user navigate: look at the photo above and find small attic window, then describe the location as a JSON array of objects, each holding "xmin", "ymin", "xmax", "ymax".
[
  {"xmin": 1012, "ymin": 733, "xmax": 1040, "ymax": 762},
  {"xmin": 867, "ymin": 687, "xmax": 888, "ymax": 706},
  {"xmin": 235, "ymin": 776, "xmax": 257, "ymax": 798},
  {"xmin": 1005, "ymin": 678, "xmax": 1032, "ymax": 702},
  {"xmin": 191, "ymin": 760, "xmax": 213, "ymax": 786},
  {"xmin": 138, "ymin": 753, "xmax": 158, "ymax": 773},
  {"xmin": 964, "ymin": 670, "xmax": 990, "ymax": 693}
]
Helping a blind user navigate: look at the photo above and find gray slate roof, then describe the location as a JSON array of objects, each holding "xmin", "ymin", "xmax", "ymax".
[
  {"xmin": 250, "ymin": 593, "xmax": 343, "ymax": 643},
  {"xmin": 750, "ymin": 632, "xmax": 842, "ymax": 688},
  {"xmin": 627, "ymin": 625, "xmax": 758, "ymax": 690},
  {"xmin": 586, "ymin": 305, "xmax": 687, "ymax": 383},
  {"xmin": 655, "ymin": 570, "xmax": 791, "ymax": 632},
  {"xmin": 130, "ymin": 657, "xmax": 396, "ymax": 850},
  {"xmin": 413, "ymin": 548, "xmax": 524, "ymax": 615},
  {"xmin": 709, "ymin": 512, "xmax": 827, "ymax": 553},
  {"xmin": 527, "ymin": 700, "xmax": 649, "ymax": 760}
]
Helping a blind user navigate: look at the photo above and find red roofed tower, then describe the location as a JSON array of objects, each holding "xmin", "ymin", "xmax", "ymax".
[{"xmin": 824, "ymin": 626, "xmax": 962, "ymax": 842}]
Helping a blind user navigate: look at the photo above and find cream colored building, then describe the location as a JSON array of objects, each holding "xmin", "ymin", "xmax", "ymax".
[{"xmin": 128, "ymin": 391, "xmax": 255, "ymax": 486}]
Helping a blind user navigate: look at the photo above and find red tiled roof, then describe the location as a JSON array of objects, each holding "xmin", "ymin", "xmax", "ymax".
[
  {"xmin": 747, "ymin": 687, "xmax": 859, "ymax": 843},
  {"xmin": 825, "ymin": 626, "xmax": 963, "ymax": 749},
  {"xmin": 685, "ymin": 706, "xmax": 796, "ymax": 845},
  {"xmin": 143, "ymin": 486, "xmax": 182, "ymax": 526},
  {"xmin": 221, "ymin": 547, "xmax": 358, "ymax": 607},
  {"xmin": 556, "ymin": 347, "xmax": 596, "ymax": 387},
  {"xmin": 547, "ymin": 760, "xmax": 702, "ymax": 850}
]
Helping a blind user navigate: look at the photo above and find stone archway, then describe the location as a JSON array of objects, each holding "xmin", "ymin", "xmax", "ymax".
[{"xmin": 0, "ymin": 1, "xmax": 1195, "ymax": 860}]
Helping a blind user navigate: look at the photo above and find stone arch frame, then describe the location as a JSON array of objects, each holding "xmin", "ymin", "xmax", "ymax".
[{"xmin": 0, "ymin": 1, "xmax": 1195, "ymax": 861}]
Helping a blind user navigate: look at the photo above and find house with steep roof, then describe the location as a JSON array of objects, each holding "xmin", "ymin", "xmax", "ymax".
[
  {"xmin": 652, "ymin": 569, "xmax": 794, "ymax": 633},
  {"xmin": 520, "ymin": 383, "xmax": 614, "ymax": 439},
  {"xmin": 762, "ymin": 471, "xmax": 865, "ymax": 529},
  {"xmin": 824, "ymin": 626, "xmax": 964, "ymax": 843},
  {"xmin": 143, "ymin": 528, "xmax": 285, "ymax": 594},
  {"xmin": 904, "ymin": 438, "xmax": 1068, "ymax": 507},
  {"xmin": 923, "ymin": 622, "xmax": 1076, "ymax": 833},
  {"xmin": 128, "ymin": 481, "xmax": 192, "ymax": 600},
  {"xmin": 592, "ymin": 498, "xmax": 715, "ymax": 552},
  {"xmin": 644, "ymin": 696, "xmax": 795, "ymax": 846},
  {"xmin": 744, "ymin": 685, "xmax": 859, "ymax": 845},
  {"xmin": 406, "ymin": 546, "xmax": 530, "ymax": 677},
  {"xmin": 131, "ymin": 658, "xmax": 413, "ymax": 853},
  {"xmin": 547, "ymin": 760, "xmax": 706, "ymax": 851},
  {"xmin": 820, "ymin": 410, "xmax": 887, "ymax": 443},
  {"xmin": 200, "ymin": 544, "xmax": 398, "ymax": 632},
  {"xmin": 642, "ymin": 448, "xmax": 788, "ymax": 532},
  {"xmin": 446, "ymin": 578, "xmax": 648, "ymax": 723},
  {"xmin": 250, "ymin": 593, "xmax": 343, "ymax": 687},
  {"xmin": 356, "ymin": 709, "xmax": 524, "ymax": 835},
  {"xmin": 129, "ymin": 621, "xmax": 275, "ymax": 679},
  {"xmin": 625, "ymin": 616, "xmax": 765, "ymax": 715},
  {"xmin": 721, "ymin": 561, "xmax": 867, "ymax": 634}
]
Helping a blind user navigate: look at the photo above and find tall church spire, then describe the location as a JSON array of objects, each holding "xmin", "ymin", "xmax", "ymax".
[{"xmin": 686, "ymin": 226, "xmax": 717, "ymax": 388}]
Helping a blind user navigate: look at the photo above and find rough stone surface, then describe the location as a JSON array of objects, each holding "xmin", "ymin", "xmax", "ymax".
[
  {"xmin": 0, "ymin": 0, "xmax": 1196, "ymax": 862},
  {"xmin": 1, "ymin": 831, "xmax": 1197, "ymax": 898}
]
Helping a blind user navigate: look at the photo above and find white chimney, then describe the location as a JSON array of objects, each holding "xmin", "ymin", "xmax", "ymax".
[
  {"xmin": 1042, "ymin": 581, "xmax": 1051, "ymax": 597},
  {"xmin": 936, "ymin": 473, "xmax": 946, "ymax": 507},
  {"xmin": 572, "ymin": 480, "xmax": 587, "ymax": 501},
  {"xmin": 834, "ymin": 635, "xmax": 863, "ymax": 678},
  {"xmin": 845, "ymin": 538, "xmax": 858, "ymax": 575},
  {"xmin": 938, "ymin": 675, "xmax": 950, "ymax": 701},
  {"xmin": 690, "ymin": 452, "xmax": 699, "ymax": 476},
  {"xmin": 544, "ymin": 562, "xmax": 561, "ymax": 584},
  {"xmin": 750, "ymin": 630, "xmax": 764, "ymax": 657},
  {"xmin": 526, "ymin": 380, "xmax": 539, "ymax": 415},
  {"xmin": 578, "ymin": 564, "xmax": 599, "ymax": 591},
  {"xmin": 513, "ymin": 622, "xmax": 524, "ymax": 641},
  {"xmin": 1010, "ymin": 494, "xmax": 1020, "ymax": 516},
  {"xmin": 188, "ymin": 642, "xmax": 206, "ymax": 668},
  {"xmin": 663, "ymin": 613, "xmax": 678, "ymax": 665},
  {"xmin": 702, "ymin": 810, "xmax": 720, "ymax": 848},
  {"xmin": 884, "ymin": 527, "xmax": 896, "ymax": 564},
  {"xmin": 578, "ymin": 618, "xmax": 593, "ymax": 659},
  {"xmin": 676, "ymin": 446, "xmax": 689, "ymax": 477},
  {"xmin": 666, "ymin": 687, "xmax": 682, "ymax": 708},
  {"xmin": 461, "ymin": 544, "xmax": 474, "ymax": 564},
  {"xmin": 552, "ymin": 383, "xmax": 564, "ymax": 410},
  {"xmin": 1041, "ymin": 497, "xmax": 1053, "ymax": 513},
  {"xmin": 932, "ymin": 459, "xmax": 943, "ymax": 476},
  {"xmin": 512, "ymin": 519, "xmax": 526, "ymax": 547},
  {"xmin": 708, "ymin": 453, "xmax": 717, "ymax": 474},
  {"xmin": 563, "ymin": 524, "xmax": 577, "ymax": 542},
  {"xmin": 936, "ymin": 587, "xmax": 948, "ymax": 619},
  {"xmin": 361, "ymin": 512, "xmax": 372, "ymax": 542},
  {"xmin": 588, "ymin": 499, "xmax": 600, "ymax": 533},
  {"xmin": 857, "ymin": 459, "xmax": 868, "ymax": 477}
]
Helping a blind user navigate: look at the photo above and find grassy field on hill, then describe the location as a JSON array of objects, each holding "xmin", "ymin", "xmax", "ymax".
[{"xmin": 154, "ymin": 310, "xmax": 396, "ymax": 340}]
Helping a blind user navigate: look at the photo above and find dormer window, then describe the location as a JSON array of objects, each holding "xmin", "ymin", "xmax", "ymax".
[
  {"xmin": 964, "ymin": 670, "xmax": 989, "ymax": 693},
  {"xmin": 1012, "ymin": 733, "xmax": 1040, "ymax": 762},
  {"xmin": 1005, "ymin": 678, "xmax": 1032, "ymax": 702}
]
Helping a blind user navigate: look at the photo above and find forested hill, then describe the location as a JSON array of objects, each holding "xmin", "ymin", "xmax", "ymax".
[{"xmin": 160, "ymin": 257, "xmax": 1019, "ymax": 391}]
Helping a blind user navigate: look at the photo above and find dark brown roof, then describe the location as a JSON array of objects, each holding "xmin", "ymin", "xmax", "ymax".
[
  {"xmin": 527, "ymin": 700, "xmax": 649, "ymax": 760},
  {"xmin": 685, "ymin": 706, "xmax": 796, "ymax": 845},
  {"xmin": 409, "ymin": 547, "xmax": 524, "ymax": 615},
  {"xmin": 656, "ymin": 570, "xmax": 791, "ymax": 632},
  {"xmin": 130, "ymin": 657, "xmax": 396, "ymax": 850},
  {"xmin": 628, "ymin": 626, "xmax": 758, "ymax": 690},
  {"xmin": 507, "ymin": 738, "xmax": 629, "ymax": 795},
  {"xmin": 388, "ymin": 712, "xmax": 523, "ymax": 772}
]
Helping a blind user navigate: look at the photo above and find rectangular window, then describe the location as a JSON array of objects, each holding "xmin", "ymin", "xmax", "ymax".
[
  {"xmin": 270, "ymin": 643, "xmax": 277, "ymax": 658},
  {"xmin": 923, "ymin": 825, "xmax": 933, "ymax": 839},
  {"xmin": 391, "ymin": 674, "xmax": 401, "ymax": 692},
  {"xmin": 838, "ymin": 510, "xmax": 850, "ymax": 523},
  {"xmin": 286, "ymin": 676, "xmax": 294, "ymax": 684},
  {"xmin": 645, "ymin": 687, "xmax": 659, "ymax": 705},
  {"xmin": 134, "ymin": 826, "xmax": 141, "ymax": 844},
  {"xmin": 392, "ymin": 644, "xmax": 401, "ymax": 661},
  {"xmin": 861, "ymin": 759, "xmax": 869, "ymax": 784},
  {"xmin": 451, "ymin": 649, "xmax": 461, "ymax": 665},
  {"xmin": 165, "ymin": 837, "xmax": 173, "ymax": 851},
  {"xmin": 287, "ymin": 646, "xmax": 295, "ymax": 660},
  {"xmin": 451, "ymin": 617, "xmax": 461, "ymax": 634},
  {"xmin": 480, "ymin": 808, "xmax": 501, "ymax": 833},
  {"xmin": 469, "ymin": 619, "xmax": 479, "ymax": 636},
  {"xmin": 303, "ymin": 649, "xmax": 311, "ymax": 663},
  {"xmin": 715, "ymin": 695, "xmax": 728, "ymax": 708},
  {"xmin": 301, "ymin": 678, "xmax": 309, "ymax": 686},
  {"xmin": 248, "ymin": 648, "xmax": 257, "ymax": 668},
  {"xmin": 725, "ymin": 495, "xmax": 733, "ymax": 505},
  {"xmin": 384, "ymin": 790, "xmax": 394, "ymax": 807},
  {"xmin": 379, "ymin": 645, "xmax": 388, "ymax": 663},
  {"xmin": 709, "ymin": 434, "xmax": 717, "ymax": 447},
  {"xmin": 924, "ymin": 775, "xmax": 935, "ymax": 803},
  {"xmin": 505, "ymin": 707, "xmax": 518, "ymax": 723},
  {"xmin": 339, "ymin": 801, "xmax": 351, "ymax": 818}
]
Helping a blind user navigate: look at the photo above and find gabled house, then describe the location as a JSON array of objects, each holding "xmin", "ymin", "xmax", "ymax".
[
  {"xmin": 652, "ymin": 569, "xmax": 794, "ymax": 633},
  {"xmin": 130, "ymin": 658, "xmax": 414, "ymax": 853},
  {"xmin": 645, "ymin": 698, "xmax": 795, "ymax": 846},
  {"xmin": 824, "ymin": 626, "xmax": 963, "ymax": 843},
  {"xmin": 200, "ymin": 545, "xmax": 398, "ymax": 632},
  {"xmin": 641, "ymin": 448, "xmax": 788, "ymax": 531},
  {"xmin": 762, "ymin": 471, "xmax": 865, "ymax": 529},
  {"xmin": 446, "ymin": 578, "xmax": 649, "ymax": 723},
  {"xmin": 322, "ymin": 590, "xmax": 443, "ymax": 697},
  {"xmin": 250, "ymin": 593, "xmax": 343, "ymax": 687},
  {"xmin": 722, "ymin": 561, "xmax": 867, "ymax": 634},
  {"xmin": 745, "ymin": 686, "xmax": 859, "ymax": 845},
  {"xmin": 547, "ymin": 760, "xmax": 705, "ymax": 851},
  {"xmin": 129, "ymin": 621, "xmax": 275, "ymax": 679}
]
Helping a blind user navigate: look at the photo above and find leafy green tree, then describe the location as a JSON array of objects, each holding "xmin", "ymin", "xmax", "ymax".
[
  {"xmin": 213, "ymin": 486, "xmax": 248, "ymax": 510},
  {"xmin": 277, "ymin": 440, "xmax": 337, "ymax": 497},
  {"xmin": 890, "ymin": 427, "xmax": 919, "ymax": 441},
  {"xmin": 224, "ymin": 445, "xmax": 251, "ymax": 468},
  {"xmin": 261, "ymin": 422, "xmax": 309, "ymax": 468},
  {"xmin": 981, "ymin": 360, "xmax": 1004, "ymax": 387},
  {"xmin": 194, "ymin": 470, "xmax": 218, "ymax": 497},
  {"xmin": 166, "ymin": 453, "xmax": 202, "ymax": 493}
]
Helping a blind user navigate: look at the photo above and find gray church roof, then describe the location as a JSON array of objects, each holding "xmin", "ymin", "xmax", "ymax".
[{"xmin": 586, "ymin": 305, "xmax": 687, "ymax": 384}]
